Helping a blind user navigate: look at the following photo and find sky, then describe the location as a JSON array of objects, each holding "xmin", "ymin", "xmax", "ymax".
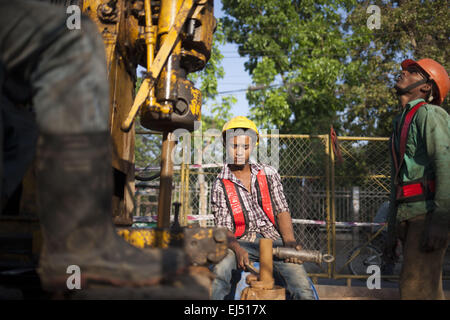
[{"xmin": 205, "ymin": 0, "xmax": 252, "ymax": 118}]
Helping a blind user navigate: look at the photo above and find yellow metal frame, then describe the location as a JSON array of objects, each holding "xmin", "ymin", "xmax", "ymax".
[
  {"xmin": 117, "ymin": 227, "xmax": 175, "ymax": 249},
  {"xmin": 122, "ymin": 0, "xmax": 208, "ymax": 132},
  {"xmin": 122, "ymin": 0, "xmax": 192, "ymax": 131},
  {"xmin": 143, "ymin": 0, "xmax": 161, "ymax": 113}
]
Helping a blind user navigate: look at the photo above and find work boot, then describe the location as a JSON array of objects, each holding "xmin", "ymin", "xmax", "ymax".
[{"xmin": 35, "ymin": 132, "xmax": 187, "ymax": 292}]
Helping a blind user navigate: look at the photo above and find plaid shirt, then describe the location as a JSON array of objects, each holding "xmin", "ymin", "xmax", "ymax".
[{"xmin": 211, "ymin": 162, "xmax": 290, "ymax": 241}]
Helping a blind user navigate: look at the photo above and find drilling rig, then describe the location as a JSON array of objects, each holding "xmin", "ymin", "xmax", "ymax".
[
  {"xmin": 81, "ymin": 0, "xmax": 227, "ymax": 271},
  {"xmin": 0, "ymin": 0, "xmax": 227, "ymax": 299},
  {"xmin": 81, "ymin": 0, "xmax": 215, "ymax": 227}
]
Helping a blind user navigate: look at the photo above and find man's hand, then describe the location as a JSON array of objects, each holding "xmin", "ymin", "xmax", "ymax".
[
  {"xmin": 226, "ymin": 231, "xmax": 250, "ymax": 270},
  {"xmin": 277, "ymin": 211, "xmax": 303, "ymax": 264},
  {"xmin": 283, "ymin": 241, "xmax": 304, "ymax": 264},
  {"xmin": 421, "ymin": 212, "xmax": 449, "ymax": 252},
  {"xmin": 234, "ymin": 246, "xmax": 250, "ymax": 270}
]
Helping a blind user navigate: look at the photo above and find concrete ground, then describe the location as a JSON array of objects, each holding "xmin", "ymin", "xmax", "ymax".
[{"xmin": 311, "ymin": 277, "xmax": 450, "ymax": 300}]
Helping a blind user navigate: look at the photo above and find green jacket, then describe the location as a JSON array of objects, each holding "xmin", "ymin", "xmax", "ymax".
[{"xmin": 388, "ymin": 98, "xmax": 450, "ymax": 223}]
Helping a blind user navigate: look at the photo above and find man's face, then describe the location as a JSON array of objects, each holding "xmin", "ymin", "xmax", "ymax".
[
  {"xmin": 395, "ymin": 65, "xmax": 427, "ymax": 93},
  {"xmin": 226, "ymin": 135, "xmax": 253, "ymax": 165}
]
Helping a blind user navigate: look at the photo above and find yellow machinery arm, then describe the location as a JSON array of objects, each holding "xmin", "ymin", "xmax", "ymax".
[{"xmin": 81, "ymin": 0, "xmax": 215, "ymax": 226}]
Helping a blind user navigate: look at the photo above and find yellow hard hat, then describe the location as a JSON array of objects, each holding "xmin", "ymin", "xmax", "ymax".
[{"xmin": 222, "ymin": 116, "xmax": 259, "ymax": 145}]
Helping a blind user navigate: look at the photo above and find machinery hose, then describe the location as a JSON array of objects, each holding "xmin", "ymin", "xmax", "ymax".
[{"xmin": 135, "ymin": 172, "xmax": 161, "ymax": 181}]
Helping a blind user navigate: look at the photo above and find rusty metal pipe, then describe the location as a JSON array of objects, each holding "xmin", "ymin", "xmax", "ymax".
[
  {"xmin": 241, "ymin": 238, "xmax": 285, "ymax": 300},
  {"xmin": 156, "ymin": 0, "xmax": 183, "ymax": 114},
  {"xmin": 273, "ymin": 247, "xmax": 335, "ymax": 264},
  {"xmin": 157, "ymin": 132, "xmax": 175, "ymax": 229},
  {"xmin": 259, "ymin": 238, "xmax": 274, "ymax": 288}
]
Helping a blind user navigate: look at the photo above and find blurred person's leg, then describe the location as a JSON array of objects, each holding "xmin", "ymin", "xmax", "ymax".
[
  {"xmin": 398, "ymin": 215, "xmax": 448, "ymax": 300},
  {"xmin": 0, "ymin": 0, "xmax": 187, "ymax": 292},
  {"xmin": 211, "ymin": 249, "xmax": 237, "ymax": 299},
  {"xmin": 0, "ymin": 61, "xmax": 3, "ymax": 211}
]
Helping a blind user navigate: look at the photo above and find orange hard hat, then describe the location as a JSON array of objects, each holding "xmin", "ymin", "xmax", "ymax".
[{"xmin": 401, "ymin": 58, "xmax": 450, "ymax": 105}]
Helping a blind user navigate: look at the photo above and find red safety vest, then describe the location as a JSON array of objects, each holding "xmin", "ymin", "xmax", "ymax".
[
  {"xmin": 221, "ymin": 170, "xmax": 276, "ymax": 238},
  {"xmin": 391, "ymin": 101, "xmax": 435, "ymax": 203}
]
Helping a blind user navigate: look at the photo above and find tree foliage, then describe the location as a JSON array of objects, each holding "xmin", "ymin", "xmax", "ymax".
[
  {"xmin": 135, "ymin": 0, "xmax": 449, "ymax": 168},
  {"xmin": 221, "ymin": 0, "xmax": 355, "ymax": 133},
  {"xmin": 221, "ymin": 0, "xmax": 449, "ymax": 136},
  {"xmin": 343, "ymin": 0, "xmax": 449, "ymax": 136}
]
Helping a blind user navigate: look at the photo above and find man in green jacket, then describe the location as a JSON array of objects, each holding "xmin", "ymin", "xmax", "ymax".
[{"xmin": 385, "ymin": 58, "xmax": 450, "ymax": 299}]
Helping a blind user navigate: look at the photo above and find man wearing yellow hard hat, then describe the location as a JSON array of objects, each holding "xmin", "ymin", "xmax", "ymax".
[{"xmin": 210, "ymin": 116, "xmax": 315, "ymax": 300}]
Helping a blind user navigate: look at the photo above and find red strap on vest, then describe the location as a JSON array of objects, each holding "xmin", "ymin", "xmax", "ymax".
[
  {"xmin": 397, "ymin": 180, "xmax": 436, "ymax": 199},
  {"xmin": 401, "ymin": 183, "xmax": 423, "ymax": 197},
  {"xmin": 391, "ymin": 101, "xmax": 427, "ymax": 182},
  {"xmin": 256, "ymin": 171, "xmax": 276, "ymax": 226},
  {"xmin": 222, "ymin": 179, "xmax": 246, "ymax": 238},
  {"xmin": 391, "ymin": 101, "xmax": 436, "ymax": 202},
  {"xmin": 222, "ymin": 170, "xmax": 276, "ymax": 238}
]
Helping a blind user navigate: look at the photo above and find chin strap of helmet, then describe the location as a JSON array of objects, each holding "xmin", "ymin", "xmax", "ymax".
[{"xmin": 394, "ymin": 78, "xmax": 429, "ymax": 96}]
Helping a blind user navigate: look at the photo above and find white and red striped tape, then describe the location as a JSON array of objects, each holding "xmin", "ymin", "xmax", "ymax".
[{"xmin": 133, "ymin": 215, "xmax": 385, "ymax": 227}]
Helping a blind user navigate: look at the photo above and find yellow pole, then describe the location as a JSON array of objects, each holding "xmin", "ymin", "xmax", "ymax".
[
  {"xmin": 144, "ymin": 0, "xmax": 157, "ymax": 108},
  {"xmin": 180, "ymin": 162, "xmax": 185, "ymax": 225},
  {"xmin": 324, "ymin": 135, "xmax": 332, "ymax": 279},
  {"xmin": 156, "ymin": 0, "xmax": 184, "ymax": 115},
  {"xmin": 183, "ymin": 164, "xmax": 190, "ymax": 226},
  {"xmin": 336, "ymin": 136, "xmax": 389, "ymax": 141},
  {"xmin": 330, "ymin": 134, "xmax": 336, "ymax": 278}
]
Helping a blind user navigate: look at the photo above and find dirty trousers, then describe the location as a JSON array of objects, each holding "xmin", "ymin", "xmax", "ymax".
[
  {"xmin": 0, "ymin": 0, "xmax": 109, "ymax": 198},
  {"xmin": 211, "ymin": 237, "xmax": 315, "ymax": 300},
  {"xmin": 398, "ymin": 214, "xmax": 449, "ymax": 300}
]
